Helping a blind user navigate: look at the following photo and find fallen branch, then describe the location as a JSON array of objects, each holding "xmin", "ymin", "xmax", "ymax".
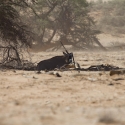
[{"xmin": 74, "ymin": 64, "xmax": 121, "ymax": 72}]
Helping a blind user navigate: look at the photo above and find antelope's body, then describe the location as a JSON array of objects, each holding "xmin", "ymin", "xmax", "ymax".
[{"xmin": 37, "ymin": 55, "xmax": 72, "ymax": 71}]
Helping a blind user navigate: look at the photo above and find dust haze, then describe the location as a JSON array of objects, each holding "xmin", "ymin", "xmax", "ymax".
[{"xmin": 0, "ymin": 0, "xmax": 125, "ymax": 125}]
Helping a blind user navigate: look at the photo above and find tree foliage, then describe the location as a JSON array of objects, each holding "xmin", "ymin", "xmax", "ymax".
[
  {"xmin": 31, "ymin": 0, "xmax": 105, "ymax": 49},
  {"xmin": 0, "ymin": 0, "xmax": 36, "ymax": 46},
  {"xmin": 0, "ymin": 0, "xmax": 36, "ymax": 67}
]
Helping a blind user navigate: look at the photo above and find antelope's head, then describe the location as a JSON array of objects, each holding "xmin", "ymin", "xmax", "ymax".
[{"xmin": 63, "ymin": 51, "xmax": 74, "ymax": 64}]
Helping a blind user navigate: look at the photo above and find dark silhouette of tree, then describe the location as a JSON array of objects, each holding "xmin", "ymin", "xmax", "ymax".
[
  {"xmin": 31, "ymin": 0, "xmax": 105, "ymax": 50},
  {"xmin": 0, "ymin": 0, "xmax": 36, "ymax": 67}
]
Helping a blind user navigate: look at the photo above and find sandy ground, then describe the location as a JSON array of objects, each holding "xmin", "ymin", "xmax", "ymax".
[{"xmin": 0, "ymin": 49, "xmax": 125, "ymax": 125}]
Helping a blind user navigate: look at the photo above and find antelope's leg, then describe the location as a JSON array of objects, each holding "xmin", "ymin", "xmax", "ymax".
[{"xmin": 60, "ymin": 64, "xmax": 72, "ymax": 72}]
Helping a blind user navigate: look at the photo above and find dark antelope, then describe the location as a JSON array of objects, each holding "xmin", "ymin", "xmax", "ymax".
[{"xmin": 37, "ymin": 42, "xmax": 76, "ymax": 72}]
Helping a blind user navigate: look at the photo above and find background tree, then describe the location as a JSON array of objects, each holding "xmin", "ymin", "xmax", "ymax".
[
  {"xmin": 90, "ymin": 0, "xmax": 125, "ymax": 35},
  {"xmin": 30, "ymin": 0, "xmax": 105, "ymax": 50}
]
